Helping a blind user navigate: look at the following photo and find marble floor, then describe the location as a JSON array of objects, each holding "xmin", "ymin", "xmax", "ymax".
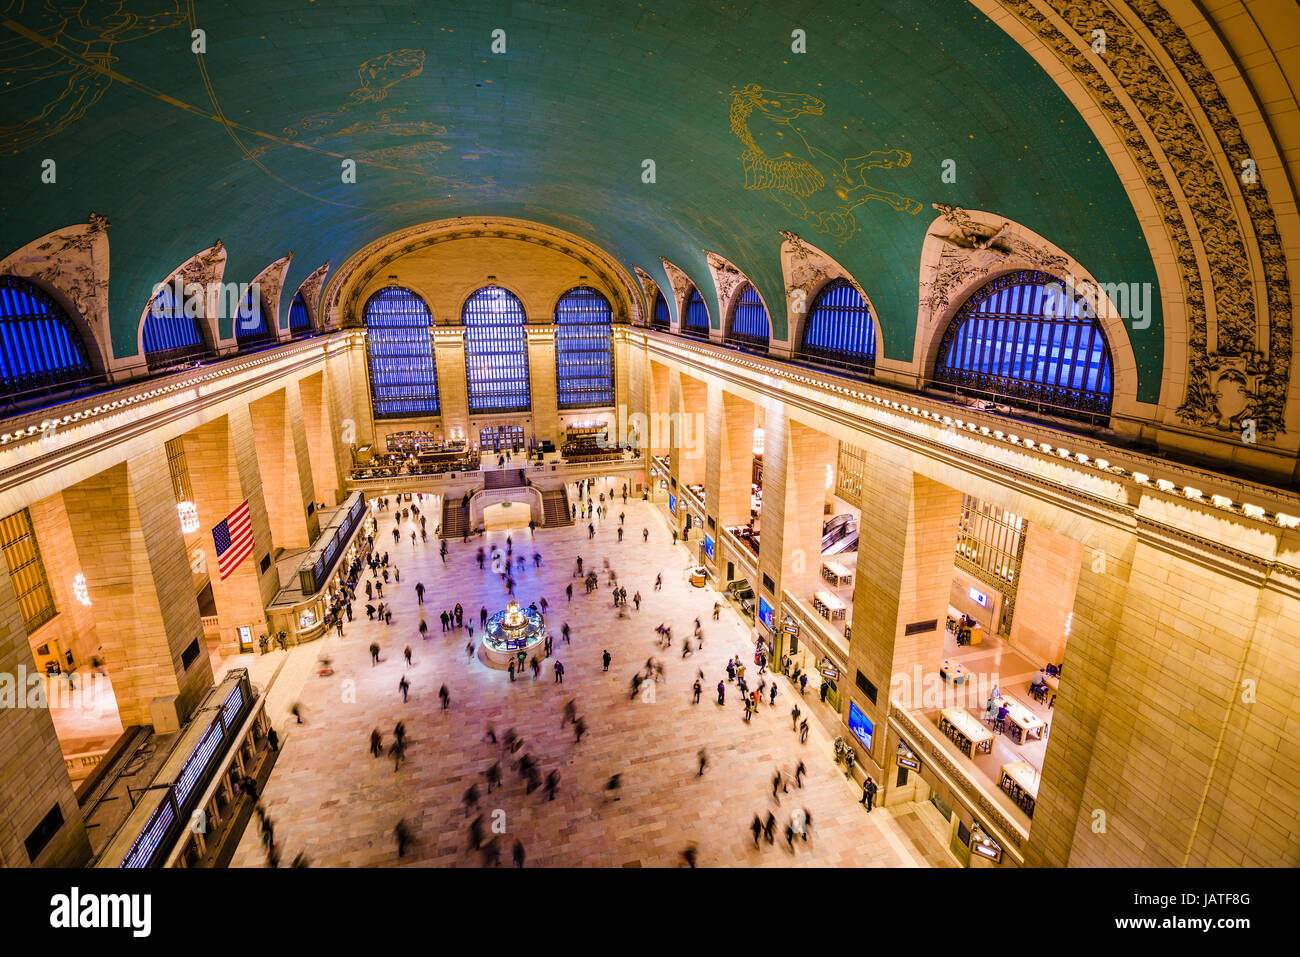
[{"xmin": 229, "ymin": 479, "xmax": 953, "ymax": 868}]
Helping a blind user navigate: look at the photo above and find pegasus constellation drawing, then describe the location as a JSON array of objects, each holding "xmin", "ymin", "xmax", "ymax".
[{"xmin": 727, "ymin": 84, "xmax": 921, "ymax": 241}]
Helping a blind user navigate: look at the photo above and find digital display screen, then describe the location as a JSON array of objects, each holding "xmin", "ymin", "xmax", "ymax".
[
  {"xmin": 969, "ymin": 587, "xmax": 988, "ymax": 607},
  {"xmin": 668, "ymin": 494, "xmax": 677, "ymax": 514},
  {"xmin": 848, "ymin": 700, "xmax": 873, "ymax": 752},
  {"xmin": 703, "ymin": 534, "xmax": 715, "ymax": 560},
  {"xmin": 758, "ymin": 596, "xmax": 774, "ymax": 629}
]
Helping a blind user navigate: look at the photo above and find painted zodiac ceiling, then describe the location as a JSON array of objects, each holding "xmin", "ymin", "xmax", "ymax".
[{"xmin": 0, "ymin": 0, "xmax": 1159, "ymax": 390}]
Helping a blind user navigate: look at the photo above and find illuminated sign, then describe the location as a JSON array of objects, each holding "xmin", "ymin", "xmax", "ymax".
[
  {"xmin": 668, "ymin": 494, "xmax": 677, "ymax": 514},
  {"xmin": 969, "ymin": 587, "xmax": 988, "ymax": 607},
  {"xmin": 758, "ymin": 596, "xmax": 774, "ymax": 629},
  {"xmin": 848, "ymin": 700, "xmax": 873, "ymax": 752},
  {"xmin": 703, "ymin": 534, "xmax": 715, "ymax": 560}
]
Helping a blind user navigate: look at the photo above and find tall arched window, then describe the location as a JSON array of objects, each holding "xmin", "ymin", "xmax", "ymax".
[
  {"xmin": 798, "ymin": 278, "xmax": 876, "ymax": 376},
  {"xmin": 554, "ymin": 286, "xmax": 614, "ymax": 409},
  {"xmin": 234, "ymin": 286, "xmax": 276, "ymax": 350},
  {"xmin": 652, "ymin": 292, "xmax": 670, "ymax": 330},
  {"xmin": 933, "ymin": 270, "xmax": 1113, "ymax": 421},
  {"xmin": 727, "ymin": 284, "xmax": 769, "ymax": 354},
  {"xmin": 0, "ymin": 276, "xmax": 95, "ymax": 402},
  {"xmin": 463, "ymin": 286, "xmax": 531, "ymax": 414},
  {"xmin": 143, "ymin": 281, "xmax": 208, "ymax": 370},
  {"xmin": 681, "ymin": 288, "xmax": 710, "ymax": 339},
  {"xmin": 288, "ymin": 292, "xmax": 313, "ymax": 338},
  {"xmin": 365, "ymin": 287, "xmax": 440, "ymax": 418}
]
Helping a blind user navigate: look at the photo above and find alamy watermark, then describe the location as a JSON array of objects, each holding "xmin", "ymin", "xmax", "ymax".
[{"xmin": 1042, "ymin": 273, "xmax": 1151, "ymax": 331}]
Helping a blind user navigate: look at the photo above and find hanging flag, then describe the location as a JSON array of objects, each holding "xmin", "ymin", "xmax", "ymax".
[{"xmin": 213, "ymin": 500, "xmax": 254, "ymax": 580}]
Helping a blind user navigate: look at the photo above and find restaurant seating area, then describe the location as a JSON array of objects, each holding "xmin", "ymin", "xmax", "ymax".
[{"xmin": 350, "ymin": 433, "xmax": 478, "ymax": 479}]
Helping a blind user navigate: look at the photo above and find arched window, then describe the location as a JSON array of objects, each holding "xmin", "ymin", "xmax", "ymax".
[
  {"xmin": 652, "ymin": 292, "xmax": 670, "ymax": 330},
  {"xmin": 727, "ymin": 284, "xmax": 769, "ymax": 354},
  {"xmin": 0, "ymin": 276, "xmax": 95, "ymax": 402},
  {"xmin": 288, "ymin": 292, "xmax": 313, "ymax": 338},
  {"xmin": 234, "ymin": 286, "xmax": 276, "ymax": 350},
  {"xmin": 554, "ymin": 286, "xmax": 614, "ymax": 409},
  {"xmin": 681, "ymin": 288, "xmax": 710, "ymax": 339},
  {"xmin": 463, "ymin": 286, "xmax": 531, "ymax": 414},
  {"xmin": 933, "ymin": 270, "xmax": 1113, "ymax": 421},
  {"xmin": 143, "ymin": 281, "xmax": 208, "ymax": 370},
  {"xmin": 365, "ymin": 287, "xmax": 440, "ymax": 418},
  {"xmin": 798, "ymin": 278, "xmax": 875, "ymax": 376}
]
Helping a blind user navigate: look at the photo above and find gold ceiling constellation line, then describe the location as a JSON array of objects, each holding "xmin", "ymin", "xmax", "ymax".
[{"xmin": 1, "ymin": 17, "xmax": 434, "ymax": 185}]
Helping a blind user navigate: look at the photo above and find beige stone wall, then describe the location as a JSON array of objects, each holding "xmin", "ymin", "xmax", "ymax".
[
  {"xmin": 528, "ymin": 327, "xmax": 560, "ymax": 444},
  {"xmin": 249, "ymin": 386, "xmax": 319, "ymax": 551},
  {"xmin": 25, "ymin": 492, "xmax": 100, "ymax": 670},
  {"xmin": 299, "ymin": 370, "xmax": 342, "ymax": 506},
  {"xmin": 1010, "ymin": 523, "xmax": 1084, "ymax": 666},
  {"xmin": 0, "ymin": 560, "xmax": 91, "ymax": 866},
  {"xmin": 61, "ymin": 450, "xmax": 212, "ymax": 726},
  {"xmin": 705, "ymin": 384, "xmax": 755, "ymax": 528}
]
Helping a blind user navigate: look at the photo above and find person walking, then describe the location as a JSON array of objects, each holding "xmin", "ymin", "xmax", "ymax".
[
  {"xmin": 633, "ymin": 591, "xmax": 641, "ymax": 610},
  {"xmin": 554, "ymin": 660, "xmax": 565, "ymax": 683},
  {"xmin": 574, "ymin": 716, "xmax": 586, "ymax": 743},
  {"xmin": 716, "ymin": 680, "xmax": 725, "ymax": 706},
  {"xmin": 370, "ymin": 642, "xmax": 380, "ymax": 665},
  {"xmin": 404, "ymin": 646, "xmax": 413, "ymax": 666},
  {"xmin": 399, "ymin": 675, "xmax": 410, "ymax": 702},
  {"xmin": 562, "ymin": 623, "xmax": 570, "ymax": 645},
  {"xmin": 791, "ymin": 705, "xmax": 801, "ymax": 730},
  {"xmin": 861, "ymin": 776, "xmax": 878, "ymax": 812},
  {"xmin": 512, "ymin": 840, "xmax": 525, "ymax": 868},
  {"xmin": 697, "ymin": 748, "xmax": 708, "ymax": 776},
  {"xmin": 394, "ymin": 820, "xmax": 412, "ymax": 858},
  {"xmin": 654, "ymin": 573, "xmax": 662, "ymax": 591},
  {"xmin": 799, "ymin": 718, "xmax": 809, "ymax": 744},
  {"xmin": 751, "ymin": 815, "xmax": 763, "ymax": 847},
  {"xmin": 369, "ymin": 728, "xmax": 383, "ymax": 757},
  {"xmin": 439, "ymin": 684, "xmax": 450, "ymax": 710},
  {"xmin": 642, "ymin": 528, "xmax": 649, "ymax": 543},
  {"xmin": 763, "ymin": 812, "xmax": 776, "ymax": 844},
  {"xmin": 692, "ymin": 679, "xmax": 702, "ymax": 704},
  {"xmin": 602, "ymin": 649, "xmax": 611, "ymax": 671},
  {"xmin": 795, "ymin": 760, "xmax": 806, "ymax": 788}
]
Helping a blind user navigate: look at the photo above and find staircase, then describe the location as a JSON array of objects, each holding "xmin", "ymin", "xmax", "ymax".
[
  {"xmin": 441, "ymin": 498, "xmax": 469, "ymax": 539},
  {"xmin": 541, "ymin": 488, "xmax": 572, "ymax": 527},
  {"xmin": 484, "ymin": 467, "xmax": 526, "ymax": 490}
]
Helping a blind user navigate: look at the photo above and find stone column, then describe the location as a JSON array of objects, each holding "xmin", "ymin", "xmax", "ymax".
[
  {"xmin": 704, "ymin": 386, "xmax": 755, "ymax": 528},
  {"xmin": 249, "ymin": 384, "xmax": 319, "ymax": 551},
  {"xmin": 298, "ymin": 370, "xmax": 341, "ymax": 507},
  {"xmin": 843, "ymin": 442, "xmax": 962, "ymax": 766},
  {"xmin": 0, "ymin": 560, "xmax": 91, "ymax": 866},
  {"xmin": 433, "ymin": 327, "xmax": 469, "ymax": 443},
  {"xmin": 648, "ymin": 360, "xmax": 670, "ymax": 457},
  {"xmin": 62, "ymin": 449, "xmax": 214, "ymax": 727},
  {"xmin": 184, "ymin": 409, "xmax": 279, "ymax": 659},
  {"xmin": 26, "ymin": 492, "xmax": 100, "ymax": 669},
  {"xmin": 527, "ymin": 324, "xmax": 559, "ymax": 446},
  {"xmin": 756, "ymin": 405, "xmax": 837, "ymax": 604},
  {"xmin": 1022, "ymin": 522, "xmax": 1134, "ymax": 867}
]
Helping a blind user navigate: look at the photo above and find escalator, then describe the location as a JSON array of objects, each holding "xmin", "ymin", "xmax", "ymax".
[{"xmin": 821, "ymin": 514, "xmax": 857, "ymax": 554}]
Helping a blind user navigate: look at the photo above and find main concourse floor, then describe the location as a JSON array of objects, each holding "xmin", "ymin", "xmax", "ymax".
[{"xmin": 229, "ymin": 480, "xmax": 952, "ymax": 867}]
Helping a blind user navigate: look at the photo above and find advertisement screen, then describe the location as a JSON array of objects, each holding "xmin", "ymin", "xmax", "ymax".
[
  {"xmin": 758, "ymin": 596, "xmax": 774, "ymax": 629},
  {"xmin": 968, "ymin": 587, "xmax": 988, "ymax": 607},
  {"xmin": 703, "ymin": 534, "xmax": 715, "ymax": 560},
  {"xmin": 848, "ymin": 700, "xmax": 873, "ymax": 752},
  {"xmin": 668, "ymin": 493, "xmax": 677, "ymax": 515}
]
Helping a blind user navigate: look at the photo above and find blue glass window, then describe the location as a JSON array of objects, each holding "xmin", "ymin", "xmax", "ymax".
[
  {"xmin": 234, "ymin": 287, "xmax": 275, "ymax": 350},
  {"xmin": 798, "ymin": 278, "xmax": 875, "ymax": 376},
  {"xmin": 681, "ymin": 288, "xmax": 710, "ymax": 339},
  {"xmin": 934, "ymin": 270, "xmax": 1113, "ymax": 421},
  {"xmin": 143, "ymin": 282, "xmax": 208, "ymax": 370},
  {"xmin": 727, "ymin": 284, "xmax": 769, "ymax": 354},
  {"xmin": 555, "ymin": 286, "xmax": 614, "ymax": 409},
  {"xmin": 652, "ymin": 292, "xmax": 670, "ymax": 330},
  {"xmin": 288, "ymin": 292, "xmax": 313, "ymax": 338},
  {"xmin": 0, "ymin": 276, "xmax": 94, "ymax": 399},
  {"xmin": 464, "ymin": 286, "xmax": 531, "ymax": 414},
  {"xmin": 365, "ymin": 287, "xmax": 440, "ymax": 418}
]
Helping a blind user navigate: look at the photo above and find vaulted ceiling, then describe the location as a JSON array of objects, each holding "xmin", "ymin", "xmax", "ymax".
[{"xmin": 2, "ymin": 0, "xmax": 1160, "ymax": 383}]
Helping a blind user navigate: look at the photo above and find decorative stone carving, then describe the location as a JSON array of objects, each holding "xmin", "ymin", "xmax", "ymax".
[
  {"xmin": 633, "ymin": 267, "xmax": 662, "ymax": 324},
  {"xmin": 251, "ymin": 254, "xmax": 293, "ymax": 333},
  {"xmin": 919, "ymin": 205, "xmax": 1070, "ymax": 317},
  {"xmin": 658, "ymin": 258, "xmax": 694, "ymax": 312},
  {"xmin": 297, "ymin": 262, "xmax": 331, "ymax": 328},
  {"xmin": 703, "ymin": 250, "xmax": 747, "ymax": 323},
  {"xmin": 996, "ymin": 0, "xmax": 1291, "ymax": 436},
  {"xmin": 0, "ymin": 215, "xmax": 113, "ymax": 371}
]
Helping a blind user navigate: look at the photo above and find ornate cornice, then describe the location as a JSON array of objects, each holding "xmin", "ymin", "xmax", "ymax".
[{"xmin": 995, "ymin": 0, "xmax": 1292, "ymax": 437}]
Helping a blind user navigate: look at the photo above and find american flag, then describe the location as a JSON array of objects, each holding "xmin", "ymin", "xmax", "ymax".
[{"xmin": 213, "ymin": 500, "xmax": 254, "ymax": 580}]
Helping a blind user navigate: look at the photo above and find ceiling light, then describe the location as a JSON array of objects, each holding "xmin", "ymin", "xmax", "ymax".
[{"xmin": 1211, "ymin": 495, "xmax": 1232, "ymax": 508}]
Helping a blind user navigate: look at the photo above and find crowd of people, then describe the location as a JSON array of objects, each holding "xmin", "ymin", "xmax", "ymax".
[{"xmin": 251, "ymin": 476, "xmax": 870, "ymax": 867}]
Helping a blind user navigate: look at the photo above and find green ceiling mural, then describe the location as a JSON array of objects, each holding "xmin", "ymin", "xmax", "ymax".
[{"xmin": 0, "ymin": 0, "xmax": 1161, "ymax": 400}]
